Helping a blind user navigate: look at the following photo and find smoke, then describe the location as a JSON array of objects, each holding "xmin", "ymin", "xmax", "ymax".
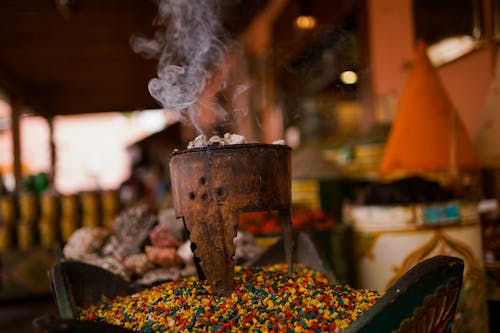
[
  {"xmin": 131, "ymin": 0, "xmax": 228, "ymax": 132},
  {"xmin": 231, "ymin": 84, "xmax": 251, "ymax": 118}
]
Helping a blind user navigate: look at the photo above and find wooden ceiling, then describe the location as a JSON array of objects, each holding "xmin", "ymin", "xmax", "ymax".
[
  {"xmin": 0, "ymin": 0, "xmax": 358, "ymax": 117},
  {"xmin": 0, "ymin": 0, "xmax": 159, "ymax": 116}
]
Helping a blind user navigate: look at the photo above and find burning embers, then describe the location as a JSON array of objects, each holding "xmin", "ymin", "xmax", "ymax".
[
  {"xmin": 187, "ymin": 133, "xmax": 247, "ymax": 149},
  {"xmin": 169, "ymin": 140, "xmax": 294, "ymax": 296}
]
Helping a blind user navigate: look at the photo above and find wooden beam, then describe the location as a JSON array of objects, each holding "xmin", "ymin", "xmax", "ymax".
[
  {"xmin": 47, "ymin": 115, "xmax": 56, "ymax": 187},
  {"xmin": 10, "ymin": 98, "xmax": 22, "ymax": 194},
  {"xmin": 0, "ymin": 66, "xmax": 51, "ymax": 193}
]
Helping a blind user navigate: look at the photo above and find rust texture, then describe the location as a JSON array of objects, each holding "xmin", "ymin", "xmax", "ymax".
[{"xmin": 169, "ymin": 144, "xmax": 294, "ymax": 296}]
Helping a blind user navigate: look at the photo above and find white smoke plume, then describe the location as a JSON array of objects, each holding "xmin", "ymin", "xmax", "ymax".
[{"xmin": 131, "ymin": 0, "xmax": 228, "ymax": 131}]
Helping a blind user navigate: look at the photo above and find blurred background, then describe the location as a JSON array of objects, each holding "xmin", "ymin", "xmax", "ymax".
[{"xmin": 0, "ymin": 0, "xmax": 499, "ymax": 332}]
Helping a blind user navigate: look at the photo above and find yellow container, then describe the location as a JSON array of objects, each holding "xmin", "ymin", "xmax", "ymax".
[
  {"xmin": 102, "ymin": 190, "xmax": 119, "ymax": 228},
  {"xmin": 17, "ymin": 222, "xmax": 35, "ymax": 250},
  {"xmin": 39, "ymin": 219, "xmax": 58, "ymax": 248},
  {"xmin": 0, "ymin": 195, "xmax": 16, "ymax": 228},
  {"xmin": 60, "ymin": 218, "xmax": 78, "ymax": 242},
  {"xmin": 81, "ymin": 191, "xmax": 100, "ymax": 227},
  {"xmin": 40, "ymin": 191, "xmax": 59, "ymax": 219},
  {"xmin": 19, "ymin": 192, "xmax": 38, "ymax": 221},
  {"xmin": 39, "ymin": 191, "xmax": 60, "ymax": 247},
  {"xmin": 60, "ymin": 195, "xmax": 80, "ymax": 241},
  {"xmin": 0, "ymin": 225, "xmax": 14, "ymax": 249}
]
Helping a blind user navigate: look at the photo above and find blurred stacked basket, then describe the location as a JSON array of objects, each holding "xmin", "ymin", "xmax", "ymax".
[
  {"xmin": 0, "ymin": 189, "xmax": 120, "ymax": 251},
  {"xmin": 0, "ymin": 189, "xmax": 120, "ymax": 299}
]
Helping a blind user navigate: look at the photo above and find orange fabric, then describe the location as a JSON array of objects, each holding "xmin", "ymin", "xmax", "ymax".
[{"xmin": 380, "ymin": 40, "xmax": 481, "ymax": 174}]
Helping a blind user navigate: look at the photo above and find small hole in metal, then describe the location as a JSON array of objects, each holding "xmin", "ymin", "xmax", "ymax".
[
  {"xmin": 201, "ymin": 193, "xmax": 209, "ymax": 201},
  {"xmin": 216, "ymin": 187, "xmax": 226, "ymax": 198},
  {"xmin": 189, "ymin": 192, "xmax": 196, "ymax": 200},
  {"xmin": 199, "ymin": 177, "xmax": 207, "ymax": 185}
]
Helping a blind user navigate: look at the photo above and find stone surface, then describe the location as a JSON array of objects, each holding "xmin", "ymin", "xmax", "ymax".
[
  {"xmin": 63, "ymin": 227, "xmax": 110, "ymax": 260},
  {"xmin": 149, "ymin": 223, "xmax": 182, "ymax": 248},
  {"xmin": 234, "ymin": 230, "xmax": 262, "ymax": 264},
  {"xmin": 102, "ymin": 204, "xmax": 158, "ymax": 260},
  {"xmin": 122, "ymin": 253, "xmax": 154, "ymax": 276},
  {"xmin": 158, "ymin": 208, "xmax": 186, "ymax": 242},
  {"xmin": 145, "ymin": 246, "xmax": 183, "ymax": 268},
  {"xmin": 77, "ymin": 254, "xmax": 131, "ymax": 281}
]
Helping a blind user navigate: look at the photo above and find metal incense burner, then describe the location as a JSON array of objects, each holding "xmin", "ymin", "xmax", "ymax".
[{"xmin": 169, "ymin": 143, "xmax": 294, "ymax": 296}]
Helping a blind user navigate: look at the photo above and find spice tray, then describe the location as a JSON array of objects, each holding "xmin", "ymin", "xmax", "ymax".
[
  {"xmin": 49, "ymin": 232, "xmax": 332, "ymax": 318},
  {"xmin": 41, "ymin": 233, "xmax": 464, "ymax": 332}
]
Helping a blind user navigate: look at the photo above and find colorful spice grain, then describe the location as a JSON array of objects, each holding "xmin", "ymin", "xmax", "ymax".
[{"xmin": 78, "ymin": 264, "xmax": 380, "ymax": 332}]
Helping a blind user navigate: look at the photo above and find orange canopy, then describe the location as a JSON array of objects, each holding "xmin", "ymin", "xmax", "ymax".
[{"xmin": 380, "ymin": 40, "xmax": 481, "ymax": 174}]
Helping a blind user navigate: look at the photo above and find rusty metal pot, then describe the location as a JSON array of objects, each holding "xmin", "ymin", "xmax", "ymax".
[{"xmin": 169, "ymin": 143, "xmax": 294, "ymax": 296}]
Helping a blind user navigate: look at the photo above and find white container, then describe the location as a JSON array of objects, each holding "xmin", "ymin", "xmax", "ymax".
[{"xmin": 344, "ymin": 201, "xmax": 489, "ymax": 333}]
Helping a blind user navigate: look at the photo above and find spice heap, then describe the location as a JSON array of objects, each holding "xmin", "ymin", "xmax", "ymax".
[
  {"xmin": 78, "ymin": 264, "xmax": 380, "ymax": 332},
  {"xmin": 63, "ymin": 204, "xmax": 263, "ymax": 285}
]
